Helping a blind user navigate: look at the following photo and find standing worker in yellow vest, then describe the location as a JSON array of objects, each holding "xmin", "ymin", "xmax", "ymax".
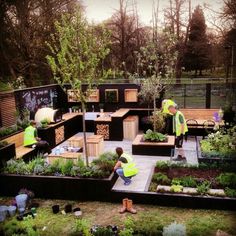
[
  {"xmin": 161, "ymin": 98, "xmax": 177, "ymax": 134},
  {"xmin": 24, "ymin": 120, "xmax": 51, "ymax": 155},
  {"xmin": 168, "ymin": 106, "xmax": 188, "ymax": 161},
  {"xmin": 114, "ymin": 147, "xmax": 138, "ymax": 186}
]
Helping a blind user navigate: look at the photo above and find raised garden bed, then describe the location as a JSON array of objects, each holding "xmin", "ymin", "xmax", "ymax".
[
  {"xmin": 143, "ymin": 161, "xmax": 236, "ymax": 210},
  {"xmin": 0, "ymin": 172, "xmax": 117, "ymax": 201},
  {"xmin": 0, "ymin": 152, "xmax": 118, "ymax": 200},
  {"xmin": 0, "ymin": 143, "xmax": 16, "ymax": 168},
  {"xmin": 197, "ymin": 127, "xmax": 236, "ymax": 165},
  {"xmin": 132, "ymin": 134, "xmax": 175, "ymax": 156}
]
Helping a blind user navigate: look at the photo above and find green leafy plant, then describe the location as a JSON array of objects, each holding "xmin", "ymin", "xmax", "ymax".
[
  {"xmin": 2, "ymin": 218, "xmax": 39, "ymax": 236},
  {"xmin": 225, "ymin": 187, "xmax": 236, "ymax": 198},
  {"xmin": 155, "ymin": 161, "xmax": 169, "ymax": 170},
  {"xmin": 61, "ymin": 160, "xmax": 74, "ymax": 176},
  {"xmin": 92, "ymin": 226, "xmax": 113, "ymax": 236},
  {"xmin": 74, "ymin": 219, "xmax": 91, "ymax": 236},
  {"xmin": 174, "ymin": 176, "xmax": 197, "ymax": 188},
  {"xmin": 0, "ymin": 125, "xmax": 19, "ymax": 138},
  {"xmin": 91, "ymin": 152, "xmax": 117, "ymax": 172},
  {"xmin": 144, "ymin": 129, "xmax": 167, "ymax": 142},
  {"xmin": 163, "ymin": 222, "xmax": 186, "ymax": 236},
  {"xmin": 152, "ymin": 173, "xmax": 171, "ymax": 185},
  {"xmin": 197, "ymin": 181, "xmax": 211, "ymax": 195},
  {"xmin": 216, "ymin": 173, "xmax": 236, "ymax": 188},
  {"xmin": 200, "ymin": 127, "xmax": 236, "ymax": 158},
  {"xmin": 170, "ymin": 184, "xmax": 183, "ymax": 193},
  {"xmin": 119, "ymin": 217, "xmax": 134, "ymax": 236}
]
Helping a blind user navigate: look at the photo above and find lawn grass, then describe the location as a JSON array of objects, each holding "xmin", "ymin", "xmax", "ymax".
[{"xmin": 0, "ymin": 197, "xmax": 235, "ymax": 235}]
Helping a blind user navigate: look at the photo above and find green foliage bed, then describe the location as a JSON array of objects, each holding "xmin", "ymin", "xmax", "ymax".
[
  {"xmin": 150, "ymin": 161, "xmax": 236, "ymax": 198},
  {"xmin": 1, "ymin": 152, "xmax": 118, "ymax": 179},
  {"xmin": 200, "ymin": 126, "xmax": 236, "ymax": 158}
]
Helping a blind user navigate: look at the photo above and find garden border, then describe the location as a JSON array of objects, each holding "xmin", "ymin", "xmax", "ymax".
[
  {"xmin": 0, "ymin": 172, "xmax": 118, "ymax": 201},
  {"xmin": 111, "ymin": 189, "xmax": 236, "ymax": 211}
]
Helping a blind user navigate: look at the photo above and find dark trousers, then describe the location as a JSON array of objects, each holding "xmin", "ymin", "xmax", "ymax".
[
  {"xmin": 165, "ymin": 114, "xmax": 173, "ymax": 135},
  {"xmin": 27, "ymin": 141, "xmax": 51, "ymax": 154}
]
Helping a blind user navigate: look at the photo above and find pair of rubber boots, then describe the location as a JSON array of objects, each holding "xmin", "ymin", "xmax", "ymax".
[{"xmin": 119, "ymin": 198, "xmax": 137, "ymax": 214}]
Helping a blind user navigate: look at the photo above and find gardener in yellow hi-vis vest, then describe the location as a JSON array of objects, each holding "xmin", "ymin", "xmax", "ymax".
[
  {"xmin": 24, "ymin": 120, "xmax": 51, "ymax": 155},
  {"xmin": 168, "ymin": 105, "xmax": 188, "ymax": 161},
  {"xmin": 161, "ymin": 98, "xmax": 177, "ymax": 134},
  {"xmin": 114, "ymin": 147, "xmax": 138, "ymax": 186}
]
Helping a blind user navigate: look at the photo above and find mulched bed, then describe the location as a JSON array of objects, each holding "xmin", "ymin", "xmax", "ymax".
[{"xmin": 154, "ymin": 167, "xmax": 222, "ymax": 188}]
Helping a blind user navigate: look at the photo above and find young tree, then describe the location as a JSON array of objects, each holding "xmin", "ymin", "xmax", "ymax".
[
  {"xmin": 46, "ymin": 7, "xmax": 110, "ymax": 166},
  {"xmin": 137, "ymin": 30, "xmax": 177, "ymax": 132},
  {"xmin": 183, "ymin": 5, "xmax": 212, "ymax": 76}
]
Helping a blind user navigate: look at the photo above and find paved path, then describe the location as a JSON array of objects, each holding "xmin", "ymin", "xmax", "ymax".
[
  {"xmin": 53, "ymin": 133, "xmax": 198, "ymax": 192},
  {"xmin": 108, "ymin": 136, "xmax": 198, "ymax": 192}
]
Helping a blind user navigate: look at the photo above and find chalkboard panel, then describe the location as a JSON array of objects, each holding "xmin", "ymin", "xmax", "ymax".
[{"xmin": 15, "ymin": 86, "xmax": 58, "ymax": 115}]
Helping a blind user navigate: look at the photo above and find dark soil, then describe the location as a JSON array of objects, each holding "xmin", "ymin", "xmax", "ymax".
[{"xmin": 155, "ymin": 167, "xmax": 222, "ymax": 188}]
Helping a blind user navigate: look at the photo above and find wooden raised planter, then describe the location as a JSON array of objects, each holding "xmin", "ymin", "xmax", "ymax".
[
  {"xmin": 132, "ymin": 134, "xmax": 175, "ymax": 156},
  {"xmin": 0, "ymin": 143, "xmax": 16, "ymax": 168},
  {"xmin": 0, "ymin": 172, "xmax": 118, "ymax": 201}
]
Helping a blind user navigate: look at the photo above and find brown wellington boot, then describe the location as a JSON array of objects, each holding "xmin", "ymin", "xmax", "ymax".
[
  {"xmin": 126, "ymin": 199, "xmax": 137, "ymax": 214},
  {"xmin": 119, "ymin": 198, "xmax": 128, "ymax": 214}
]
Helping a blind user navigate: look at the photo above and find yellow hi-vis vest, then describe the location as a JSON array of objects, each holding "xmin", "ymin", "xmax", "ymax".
[
  {"xmin": 162, "ymin": 99, "xmax": 176, "ymax": 115},
  {"xmin": 24, "ymin": 126, "xmax": 37, "ymax": 146},
  {"xmin": 173, "ymin": 111, "xmax": 188, "ymax": 136},
  {"xmin": 120, "ymin": 153, "xmax": 139, "ymax": 177}
]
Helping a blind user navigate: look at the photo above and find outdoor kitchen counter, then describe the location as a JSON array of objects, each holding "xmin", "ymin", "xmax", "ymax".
[
  {"xmin": 38, "ymin": 113, "xmax": 82, "ymax": 147},
  {"xmin": 95, "ymin": 115, "xmax": 112, "ymax": 122},
  {"xmin": 111, "ymin": 108, "xmax": 129, "ymax": 117}
]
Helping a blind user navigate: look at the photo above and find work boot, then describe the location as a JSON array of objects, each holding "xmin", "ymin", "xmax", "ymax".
[
  {"xmin": 119, "ymin": 198, "xmax": 128, "ymax": 214},
  {"xmin": 126, "ymin": 199, "xmax": 137, "ymax": 214}
]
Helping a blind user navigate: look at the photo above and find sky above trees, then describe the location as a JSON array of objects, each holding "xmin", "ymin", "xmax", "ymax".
[{"xmin": 82, "ymin": 0, "xmax": 223, "ymax": 28}]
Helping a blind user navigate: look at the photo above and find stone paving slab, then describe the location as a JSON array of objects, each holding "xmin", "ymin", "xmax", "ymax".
[{"xmin": 52, "ymin": 133, "xmax": 198, "ymax": 192}]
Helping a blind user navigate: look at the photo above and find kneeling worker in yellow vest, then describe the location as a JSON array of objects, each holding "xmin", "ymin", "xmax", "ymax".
[
  {"xmin": 24, "ymin": 120, "xmax": 51, "ymax": 155},
  {"xmin": 114, "ymin": 147, "xmax": 138, "ymax": 186},
  {"xmin": 168, "ymin": 105, "xmax": 188, "ymax": 161}
]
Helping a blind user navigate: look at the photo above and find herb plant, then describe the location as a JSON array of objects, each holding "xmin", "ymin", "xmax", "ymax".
[{"xmin": 143, "ymin": 129, "xmax": 167, "ymax": 142}]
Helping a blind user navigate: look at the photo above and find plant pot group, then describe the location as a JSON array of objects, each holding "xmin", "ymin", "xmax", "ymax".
[
  {"xmin": 0, "ymin": 205, "xmax": 17, "ymax": 222},
  {"xmin": 52, "ymin": 204, "xmax": 82, "ymax": 216}
]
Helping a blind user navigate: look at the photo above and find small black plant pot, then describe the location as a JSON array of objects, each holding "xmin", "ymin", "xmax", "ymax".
[
  {"xmin": 65, "ymin": 204, "xmax": 72, "ymax": 213},
  {"xmin": 52, "ymin": 204, "xmax": 60, "ymax": 214},
  {"xmin": 73, "ymin": 207, "xmax": 81, "ymax": 212}
]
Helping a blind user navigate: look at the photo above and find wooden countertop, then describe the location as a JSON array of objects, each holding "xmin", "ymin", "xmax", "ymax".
[
  {"xmin": 95, "ymin": 116, "xmax": 112, "ymax": 122},
  {"xmin": 111, "ymin": 108, "xmax": 129, "ymax": 117},
  {"xmin": 62, "ymin": 112, "xmax": 82, "ymax": 120},
  {"xmin": 39, "ymin": 112, "xmax": 82, "ymax": 129}
]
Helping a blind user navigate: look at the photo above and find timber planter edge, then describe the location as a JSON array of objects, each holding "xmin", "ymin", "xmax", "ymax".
[{"xmin": 0, "ymin": 172, "xmax": 118, "ymax": 201}]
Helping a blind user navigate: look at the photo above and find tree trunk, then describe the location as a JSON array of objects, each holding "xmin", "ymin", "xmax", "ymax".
[
  {"xmin": 82, "ymin": 102, "xmax": 89, "ymax": 166},
  {"xmin": 153, "ymin": 95, "xmax": 157, "ymax": 132}
]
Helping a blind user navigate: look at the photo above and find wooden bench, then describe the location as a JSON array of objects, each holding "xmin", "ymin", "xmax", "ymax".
[
  {"xmin": 2, "ymin": 131, "xmax": 35, "ymax": 159},
  {"xmin": 180, "ymin": 109, "xmax": 218, "ymax": 125}
]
